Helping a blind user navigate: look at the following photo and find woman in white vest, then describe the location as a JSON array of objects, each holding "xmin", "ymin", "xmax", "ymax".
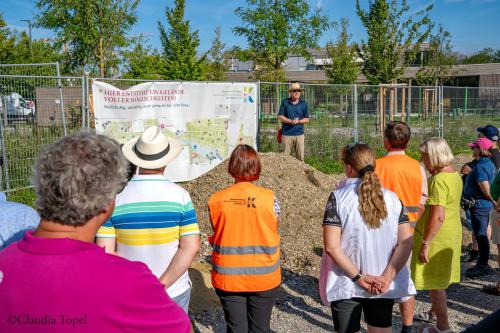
[{"xmin": 320, "ymin": 143, "xmax": 416, "ymax": 333}]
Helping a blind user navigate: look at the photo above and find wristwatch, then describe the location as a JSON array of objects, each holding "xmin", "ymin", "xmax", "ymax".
[{"xmin": 351, "ymin": 272, "xmax": 362, "ymax": 283}]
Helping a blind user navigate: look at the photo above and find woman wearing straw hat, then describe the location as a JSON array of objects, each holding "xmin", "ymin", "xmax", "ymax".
[
  {"xmin": 277, "ymin": 82, "xmax": 310, "ymax": 161},
  {"xmin": 96, "ymin": 126, "xmax": 200, "ymax": 314}
]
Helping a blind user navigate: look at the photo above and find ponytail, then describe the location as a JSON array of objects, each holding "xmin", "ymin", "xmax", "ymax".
[
  {"xmin": 358, "ymin": 170, "xmax": 387, "ymax": 229},
  {"xmin": 341, "ymin": 143, "xmax": 388, "ymax": 229}
]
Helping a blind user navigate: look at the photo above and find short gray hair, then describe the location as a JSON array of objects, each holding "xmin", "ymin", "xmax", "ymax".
[{"xmin": 34, "ymin": 131, "xmax": 128, "ymax": 226}]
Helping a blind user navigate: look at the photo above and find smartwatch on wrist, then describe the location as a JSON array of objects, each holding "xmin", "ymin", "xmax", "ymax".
[{"xmin": 351, "ymin": 272, "xmax": 362, "ymax": 283}]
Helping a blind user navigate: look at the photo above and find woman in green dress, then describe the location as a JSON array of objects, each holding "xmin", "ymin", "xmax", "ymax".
[{"xmin": 411, "ymin": 137, "xmax": 462, "ymax": 333}]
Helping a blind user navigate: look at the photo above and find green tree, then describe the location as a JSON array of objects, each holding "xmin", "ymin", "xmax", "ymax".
[
  {"xmin": 324, "ymin": 18, "xmax": 359, "ymax": 125},
  {"xmin": 35, "ymin": 0, "xmax": 138, "ymax": 76},
  {"xmin": 356, "ymin": 0, "xmax": 434, "ymax": 84},
  {"xmin": 0, "ymin": 13, "xmax": 62, "ymax": 74},
  {"xmin": 203, "ymin": 26, "xmax": 227, "ymax": 81},
  {"xmin": 416, "ymin": 25, "xmax": 457, "ymax": 85},
  {"xmin": 121, "ymin": 36, "xmax": 164, "ymax": 80},
  {"xmin": 461, "ymin": 47, "xmax": 498, "ymax": 64},
  {"xmin": 495, "ymin": 50, "xmax": 500, "ymax": 63},
  {"xmin": 233, "ymin": 0, "xmax": 330, "ymax": 81},
  {"xmin": 158, "ymin": 0, "xmax": 205, "ymax": 80},
  {"xmin": 0, "ymin": 14, "xmax": 18, "ymax": 63},
  {"xmin": 324, "ymin": 18, "xmax": 359, "ymax": 85}
]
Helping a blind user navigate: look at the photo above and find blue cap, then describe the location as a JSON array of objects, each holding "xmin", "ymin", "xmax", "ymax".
[{"xmin": 477, "ymin": 125, "xmax": 499, "ymax": 141}]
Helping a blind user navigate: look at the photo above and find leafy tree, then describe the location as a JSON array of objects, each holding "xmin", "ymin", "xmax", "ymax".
[
  {"xmin": 461, "ymin": 47, "xmax": 500, "ymax": 64},
  {"xmin": 0, "ymin": 13, "xmax": 62, "ymax": 74},
  {"xmin": 35, "ymin": 0, "xmax": 138, "ymax": 76},
  {"xmin": 356, "ymin": 0, "xmax": 434, "ymax": 84},
  {"xmin": 324, "ymin": 18, "xmax": 359, "ymax": 124},
  {"xmin": 121, "ymin": 36, "xmax": 164, "ymax": 80},
  {"xmin": 233, "ymin": 0, "xmax": 330, "ymax": 81},
  {"xmin": 158, "ymin": 0, "xmax": 205, "ymax": 80},
  {"xmin": 324, "ymin": 18, "xmax": 359, "ymax": 85},
  {"xmin": 0, "ymin": 14, "xmax": 18, "ymax": 63},
  {"xmin": 416, "ymin": 25, "xmax": 457, "ymax": 85},
  {"xmin": 203, "ymin": 26, "xmax": 226, "ymax": 81}
]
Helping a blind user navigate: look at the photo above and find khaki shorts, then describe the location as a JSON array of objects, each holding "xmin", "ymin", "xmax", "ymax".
[{"xmin": 491, "ymin": 210, "xmax": 500, "ymax": 244}]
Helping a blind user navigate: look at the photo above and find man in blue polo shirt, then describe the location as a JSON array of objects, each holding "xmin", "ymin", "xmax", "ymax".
[
  {"xmin": 0, "ymin": 192, "xmax": 40, "ymax": 250},
  {"xmin": 277, "ymin": 82, "xmax": 310, "ymax": 161}
]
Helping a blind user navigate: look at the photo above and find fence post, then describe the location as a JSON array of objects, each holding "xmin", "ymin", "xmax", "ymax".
[
  {"xmin": 407, "ymin": 81, "xmax": 412, "ymax": 124},
  {"xmin": 256, "ymin": 81, "xmax": 261, "ymax": 151},
  {"xmin": 81, "ymin": 76, "xmax": 86, "ymax": 128},
  {"xmin": 464, "ymin": 87, "xmax": 468, "ymax": 115},
  {"xmin": 353, "ymin": 84, "xmax": 359, "ymax": 142},
  {"xmin": 0, "ymin": 113, "xmax": 10, "ymax": 191},
  {"xmin": 439, "ymin": 85, "xmax": 444, "ymax": 138},
  {"xmin": 85, "ymin": 74, "xmax": 90, "ymax": 128},
  {"xmin": 56, "ymin": 62, "xmax": 67, "ymax": 135}
]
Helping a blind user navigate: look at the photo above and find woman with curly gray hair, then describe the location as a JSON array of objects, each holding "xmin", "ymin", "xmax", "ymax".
[{"xmin": 0, "ymin": 131, "xmax": 191, "ymax": 333}]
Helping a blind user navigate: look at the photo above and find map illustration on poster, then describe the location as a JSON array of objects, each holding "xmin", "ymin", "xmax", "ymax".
[{"xmin": 92, "ymin": 81, "xmax": 258, "ymax": 182}]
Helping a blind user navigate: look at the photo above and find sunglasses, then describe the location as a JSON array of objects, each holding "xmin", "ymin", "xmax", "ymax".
[{"xmin": 291, "ymin": 90, "xmax": 301, "ymax": 93}]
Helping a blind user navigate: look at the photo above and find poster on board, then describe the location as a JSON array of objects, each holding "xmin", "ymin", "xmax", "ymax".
[{"xmin": 92, "ymin": 81, "xmax": 258, "ymax": 182}]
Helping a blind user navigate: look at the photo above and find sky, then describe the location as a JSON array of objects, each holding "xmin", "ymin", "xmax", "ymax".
[{"xmin": 1, "ymin": 0, "xmax": 500, "ymax": 55}]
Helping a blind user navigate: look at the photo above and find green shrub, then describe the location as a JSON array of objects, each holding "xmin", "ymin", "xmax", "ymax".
[
  {"xmin": 305, "ymin": 156, "xmax": 343, "ymax": 174},
  {"xmin": 7, "ymin": 188, "xmax": 36, "ymax": 207}
]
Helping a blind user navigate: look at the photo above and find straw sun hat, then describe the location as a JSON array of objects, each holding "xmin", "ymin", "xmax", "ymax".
[{"xmin": 122, "ymin": 126, "xmax": 183, "ymax": 169}]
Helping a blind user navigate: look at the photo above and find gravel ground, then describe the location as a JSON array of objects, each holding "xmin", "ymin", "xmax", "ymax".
[
  {"xmin": 190, "ymin": 248, "xmax": 499, "ymax": 333},
  {"xmin": 186, "ymin": 153, "xmax": 499, "ymax": 332}
]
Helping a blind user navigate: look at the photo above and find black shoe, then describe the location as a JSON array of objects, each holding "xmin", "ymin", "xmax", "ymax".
[
  {"xmin": 461, "ymin": 250, "xmax": 478, "ymax": 262},
  {"xmin": 482, "ymin": 282, "xmax": 500, "ymax": 296},
  {"xmin": 466, "ymin": 264, "xmax": 492, "ymax": 278}
]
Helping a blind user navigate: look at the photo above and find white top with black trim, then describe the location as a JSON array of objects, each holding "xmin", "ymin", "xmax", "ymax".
[{"xmin": 319, "ymin": 178, "xmax": 416, "ymax": 304}]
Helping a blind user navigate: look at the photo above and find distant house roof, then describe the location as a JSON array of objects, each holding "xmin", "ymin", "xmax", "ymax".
[{"xmin": 226, "ymin": 62, "xmax": 500, "ymax": 84}]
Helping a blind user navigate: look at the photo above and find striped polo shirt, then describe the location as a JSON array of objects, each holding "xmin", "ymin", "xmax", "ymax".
[{"xmin": 96, "ymin": 174, "xmax": 199, "ymax": 298}]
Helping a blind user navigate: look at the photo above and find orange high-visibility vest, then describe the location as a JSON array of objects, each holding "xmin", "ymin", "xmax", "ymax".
[
  {"xmin": 208, "ymin": 182, "xmax": 281, "ymax": 292},
  {"xmin": 375, "ymin": 154, "xmax": 423, "ymax": 222}
]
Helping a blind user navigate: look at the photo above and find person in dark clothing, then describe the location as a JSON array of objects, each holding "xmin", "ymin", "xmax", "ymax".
[
  {"xmin": 460, "ymin": 125, "xmax": 499, "ymax": 262},
  {"xmin": 477, "ymin": 125, "xmax": 500, "ymax": 169},
  {"xmin": 463, "ymin": 138, "xmax": 496, "ymax": 278},
  {"xmin": 462, "ymin": 308, "xmax": 500, "ymax": 333}
]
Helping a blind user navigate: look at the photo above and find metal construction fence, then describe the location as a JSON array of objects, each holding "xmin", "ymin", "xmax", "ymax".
[
  {"xmin": 1, "ymin": 74, "xmax": 500, "ymax": 192},
  {"xmin": 259, "ymin": 82, "xmax": 500, "ymax": 160}
]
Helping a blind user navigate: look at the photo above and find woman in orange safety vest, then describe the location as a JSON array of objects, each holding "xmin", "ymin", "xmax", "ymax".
[{"xmin": 208, "ymin": 144, "xmax": 281, "ymax": 333}]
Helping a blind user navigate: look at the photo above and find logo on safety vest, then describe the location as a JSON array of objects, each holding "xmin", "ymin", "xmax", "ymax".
[
  {"xmin": 247, "ymin": 197, "xmax": 256, "ymax": 208},
  {"xmin": 224, "ymin": 197, "xmax": 257, "ymax": 208}
]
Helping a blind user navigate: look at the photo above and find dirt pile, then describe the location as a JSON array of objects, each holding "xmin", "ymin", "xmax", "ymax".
[{"xmin": 182, "ymin": 152, "xmax": 344, "ymax": 274}]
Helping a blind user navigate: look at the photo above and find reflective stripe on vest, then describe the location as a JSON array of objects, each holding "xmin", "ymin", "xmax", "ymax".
[
  {"xmin": 212, "ymin": 244, "xmax": 279, "ymax": 255},
  {"xmin": 405, "ymin": 206, "xmax": 420, "ymax": 213},
  {"xmin": 208, "ymin": 182, "xmax": 281, "ymax": 292},
  {"xmin": 212, "ymin": 260, "xmax": 281, "ymax": 276}
]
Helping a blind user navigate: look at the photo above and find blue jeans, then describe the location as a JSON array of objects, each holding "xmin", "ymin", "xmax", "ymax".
[
  {"xmin": 172, "ymin": 287, "xmax": 191, "ymax": 314},
  {"xmin": 470, "ymin": 207, "xmax": 492, "ymax": 266}
]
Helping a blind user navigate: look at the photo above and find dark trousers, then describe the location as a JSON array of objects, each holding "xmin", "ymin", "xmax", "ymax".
[
  {"xmin": 215, "ymin": 287, "xmax": 279, "ymax": 333},
  {"xmin": 471, "ymin": 207, "xmax": 492, "ymax": 266},
  {"xmin": 462, "ymin": 308, "xmax": 500, "ymax": 333}
]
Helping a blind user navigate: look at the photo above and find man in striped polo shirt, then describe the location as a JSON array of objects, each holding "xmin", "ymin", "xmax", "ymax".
[{"xmin": 96, "ymin": 126, "xmax": 200, "ymax": 314}]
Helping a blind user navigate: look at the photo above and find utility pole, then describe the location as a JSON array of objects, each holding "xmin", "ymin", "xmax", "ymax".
[{"xmin": 20, "ymin": 19, "xmax": 32, "ymax": 60}]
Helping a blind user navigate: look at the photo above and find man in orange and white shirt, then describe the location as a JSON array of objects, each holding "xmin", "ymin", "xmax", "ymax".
[{"xmin": 375, "ymin": 121, "xmax": 428, "ymax": 333}]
